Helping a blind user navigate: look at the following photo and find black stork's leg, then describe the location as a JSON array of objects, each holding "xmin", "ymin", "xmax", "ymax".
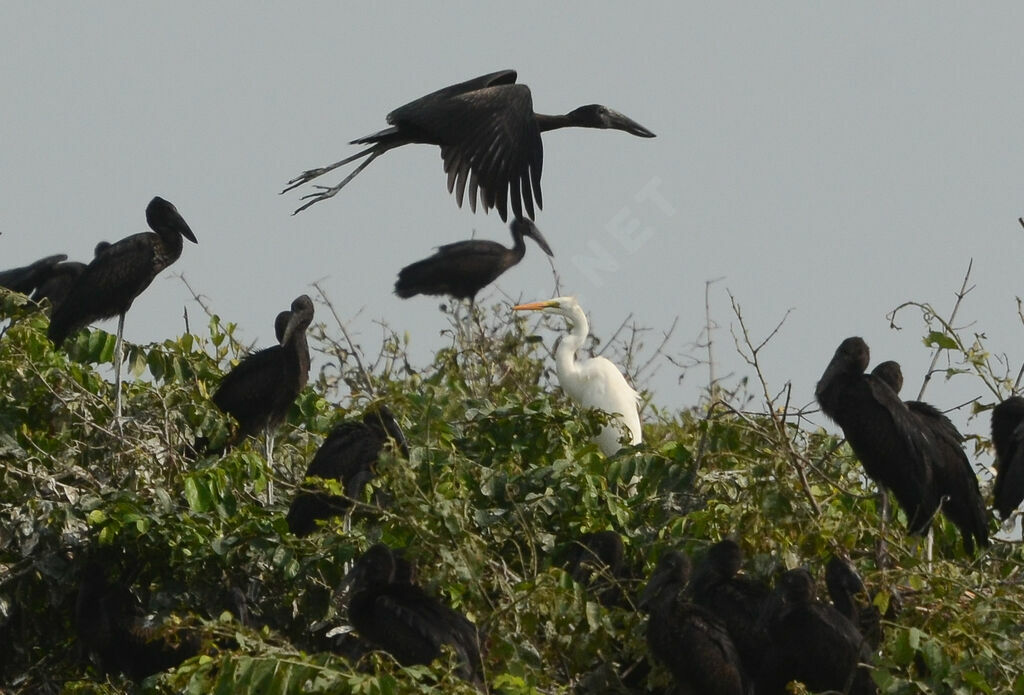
[
  {"xmin": 290, "ymin": 150, "xmax": 383, "ymax": 215},
  {"xmin": 876, "ymin": 492, "xmax": 890, "ymax": 569},
  {"xmin": 113, "ymin": 313, "xmax": 126, "ymax": 428},
  {"xmin": 281, "ymin": 144, "xmax": 379, "ymax": 194},
  {"xmin": 264, "ymin": 428, "xmax": 275, "ymax": 505}
]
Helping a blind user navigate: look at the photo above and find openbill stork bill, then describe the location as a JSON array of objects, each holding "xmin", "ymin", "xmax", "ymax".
[
  {"xmin": 212, "ymin": 295, "xmax": 314, "ymax": 503},
  {"xmin": 48, "ymin": 197, "xmax": 196, "ymax": 423},
  {"xmin": 638, "ymin": 550, "xmax": 746, "ymax": 695},
  {"xmin": 342, "ymin": 544, "xmax": 483, "ymax": 685},
  {"xmin": 870, "ymin": 360, "xmax": 989, "ymax": 553},
  {"xmin": 991, "ymin": 396, "xmax": 1024, "ymax": 518},
  {"xmin": 756, "ymin": 568, "xmax": 877, "ymax": 695},
  {"xmin": 283, "ymin": 69, "xmax": 655, "ymax": 218},
  {"xmin": 286, "ymin": 405, "xmax": 408, "ymax": 537},
  {"xmin": 815, "ymin": 337, "xmax": 939, "ymax": 535},
  {"xmin": 514, "ymin": 296, "xmax": 641, "ymax": 457},
  {"xmin": 394, "ymin": 218, "xmax": 553, "ymax": 307}
]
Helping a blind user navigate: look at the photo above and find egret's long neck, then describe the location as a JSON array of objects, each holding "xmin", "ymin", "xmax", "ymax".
[{"xmin": 554, "ymin": 306, "xmax": 589, "ymax": 380}]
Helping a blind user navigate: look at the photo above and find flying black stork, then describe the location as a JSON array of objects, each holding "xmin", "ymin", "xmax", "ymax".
[
  {"xmin": 825, "ymin": 555, "xmax": 883, "ymax": 651},
  {"xmin": 815, "ymin": 337, "xmax": 940, "ymax": 536},
  {"xmin": 212, "ymin": 295, "xmax": 314, "ymax": 503},
  {"xmin": 394, "ymin": 218, "xmax": 553, "ymax": 307},
  {"xmin": 991, "ymin": 396, "xmax": 1024, "ymax": 518},
  {"xmin": 756, "ymin": 568, "xmax": 877, "ymax": 695},
  {"xmin": 283, "ymin": 69, "xmax": 655, "ymax": 218},
  {"xmin": 638, "ymin": 549, "xmax": 747, "ymax": 695},
  {"xmin": 342, "ymin": 544, "xmax": 484, "ymax": 685},
  {"xmin": 690, "ymin": 539, "xmax": 772, "ymax": 678},
  {"xmin": 0, "ymin": 254, "xmax": 68, "ymax": 295},
  {"xmin": 870, "ymin": 360, "xmax": 989, "ymax": 553},
  {"xmin": 47, "ymin": 197, "xmax": 197, "ymax": 422},
  {"xmin": 286, "ymin": 405, "xmax": 408, "ymax": 537}
]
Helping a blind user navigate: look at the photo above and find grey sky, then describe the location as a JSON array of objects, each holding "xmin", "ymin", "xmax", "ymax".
[{"xmin": 4, "ymin": 4, "xmax": 1024, "ymax": 435}]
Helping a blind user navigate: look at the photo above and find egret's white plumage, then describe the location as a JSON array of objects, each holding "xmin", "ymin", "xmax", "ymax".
[{"xmin": 514, "ymin": 296, "xmax": 642, "ymax": 455}]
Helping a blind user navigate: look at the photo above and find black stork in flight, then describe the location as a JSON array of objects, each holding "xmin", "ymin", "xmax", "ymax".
[
  {"xmin": 48, "ymin": 197, "xmax": 197, "ymax": 422},
  {"xmin": 283, "ymin": 69, "xmax": 655, "ymax": 219},
  {"xmin": 815, "ymin": 337, "xmax": 940, "ymax": 536},
  {"xmin": 212, "ymin": 295, "xmax": 314, "ymax": 503},
  {"xmin": 870, "ymin": 360, "xmax": 989, "ymax": 554},
  {"xmin": 394, "ymin": 217, "xmax": 553, "ymax": 306}
]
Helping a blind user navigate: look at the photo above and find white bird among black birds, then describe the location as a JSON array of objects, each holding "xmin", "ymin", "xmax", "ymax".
[{"xmin": 514, "ymin": 296, "xmax": 641, "ymax": 457}]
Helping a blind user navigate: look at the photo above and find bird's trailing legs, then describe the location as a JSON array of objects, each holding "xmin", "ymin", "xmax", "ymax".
[{"xmin": 282, "ymin": 146, "xmax": 382, "ymax": 215}]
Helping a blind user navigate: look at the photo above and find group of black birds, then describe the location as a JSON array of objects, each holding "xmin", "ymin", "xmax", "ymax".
[
  {"xmin": 3, "ymin": 68, "xmax": 1024, "ymax": 691},
  {"xmin": 816, "ymin": 336, "xmax": 1024, "ymax": 555},
  {"xmin": 564, "ymin": 533, "xmax": 883, "ymax": 695}
]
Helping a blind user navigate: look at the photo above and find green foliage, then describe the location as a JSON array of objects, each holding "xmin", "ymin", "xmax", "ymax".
[{"xmin": 1, "ymin": 293, "xmax": 1023, "ymax": 694}]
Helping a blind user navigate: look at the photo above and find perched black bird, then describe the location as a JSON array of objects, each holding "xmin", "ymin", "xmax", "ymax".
[
  {"xmin": 871, "ymin": 361, "xmax": 989, "ymax": 553},
  {"xmin": 286, "ymin": 406, "xmax": 409, "ymax": 537},
  {"xmin": 638, "ymin": 550, "xmax": 746, "ymax": 695},
  {"xmin": 815, "ymin": 337, "xmax": 940, "ymax": 535},
  {"xmin": 0, "ymin": 254, "xmax": 68, "ymax": 294},
  {"xmin": 283, "ymin": 69, "xmax": 655, "ymax": 219},
  {"xmin": 825, "ymin": 555, "xmax": 883, "ymax": 651},
  {"xmin": 31, "ymin": 242, "xmax": 111, "ymax": 313},
  {"xmin": 757, "ymin": 568, "xmax": 876, "ymax": 695},
  {"xmin": 690, "ymin": 539, "xmax": 771, "ymax": 678},
  {"xmin": 991, "ymin": 396, "xmax": 1024, "ymax": 518},
  {"xmin": 564, "ymin": 530, "xmax": 628, "ymax": 608},
  {"xmin": 394, "ymin": 218, "xmax": 553, "ymax": 306},
  {"xmin": 212, "ymin": 295, "xmax": 314, "ymax": 502},
  {"xmin": 48, "ymin": 197, "xmax": 197, "ymax": 421},
  {"xmin": 76, "ymin": 562, "xmax": 199, "ymax": 680},
  {"xmin": 343, "ymin": 544, "xmax": 483, "ymax": 685}
]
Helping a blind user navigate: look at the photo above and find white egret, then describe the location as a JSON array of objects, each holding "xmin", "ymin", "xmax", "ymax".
[{"xmin": 514, "ymin": 296, "xmax": 641, "ymax": 455}]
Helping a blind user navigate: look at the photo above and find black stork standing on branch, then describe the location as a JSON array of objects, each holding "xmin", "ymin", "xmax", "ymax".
[
  {"xmin": 690, "ymin": 539, "xmax": 772, "ymax": 679},
  {"xmin": 342, "ymin": 544, "xmax": 484, "ymax": 686},
  {"xmin": 286, "ymin": 405, "xmax": 408, "ymax": 537},
  {"xmin": 283, "ymin": 69, "xmax": 655, "ymax": 218},
  {"xmin": 815, "ymin": 337, "xmax": 940, "ymax": 536},
  {"xmin": 870, "ymin": 360, "xmax": 989, "ymax": 553},
  {"xmin": 756, "ymin": 568, "xmax": 877, "ymax": 695},
  {"xmin": 48, "ymin": 197, "xmax": 197, "ymax": 422},
  {"xmin": 394, "ymin": 217, "xmax": 553, "ymax": 308},
  {"xmin": 991, "ymin": 396, "xmax": 1024, "ymax": 518},
  {"xmin": 212, "ymin": 295, "xmax": 314, "ymax": 503},
  {"xmin": 638, "ymin": 550, "xmax": 747, "ymax": 695}
]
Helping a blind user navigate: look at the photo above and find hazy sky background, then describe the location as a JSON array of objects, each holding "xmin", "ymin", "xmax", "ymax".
[{"xmin": 4, "ymin": 4, "xmax": 1024, "ymax": 444}]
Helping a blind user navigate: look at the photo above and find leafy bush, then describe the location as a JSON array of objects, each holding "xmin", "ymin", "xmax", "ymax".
[{"xmin": 1, "ymin": 287, "xmax": 1023, "ymax": 694}]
